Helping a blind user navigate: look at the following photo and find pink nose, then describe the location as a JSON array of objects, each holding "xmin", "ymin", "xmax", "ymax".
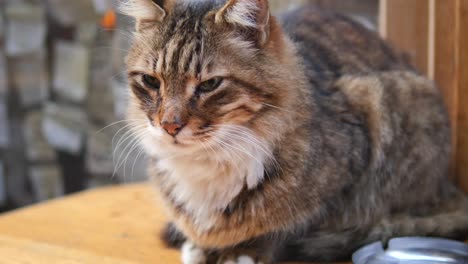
[{"xmin": 161, "ymin": 121, "xmax": 184, "ymax": 136}]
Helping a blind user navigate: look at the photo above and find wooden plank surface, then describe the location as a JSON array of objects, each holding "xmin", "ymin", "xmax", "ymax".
[
  {"xmin": 0, "ymin": 184, "xmax": 179, "ymax": 264},
  {"xmin": 0, "ymin": 183, "xmax": 349, "ymax": 264}
]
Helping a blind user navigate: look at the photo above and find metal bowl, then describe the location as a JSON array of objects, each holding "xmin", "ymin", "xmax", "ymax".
[{"xmin": 352, "ymin": 237, "xmax": 468, "ymax": 264}]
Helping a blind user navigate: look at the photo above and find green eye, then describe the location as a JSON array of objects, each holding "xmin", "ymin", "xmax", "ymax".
[
  {"xmin": 197, "ymin": 77, "xmax": 223, "ymax": 93},
  {"xmin": 142, "ymin": 74, "xmax": 161, "ymax": 90}
]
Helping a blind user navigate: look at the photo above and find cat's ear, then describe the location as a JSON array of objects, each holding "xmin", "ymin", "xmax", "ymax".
[
  {"xmin": 215, "ymin": 0, "xmax": 271, "ymax": 47},
  {"xmin": 119, "ymin": 0, "xmax": 168, "ymax": 31}
]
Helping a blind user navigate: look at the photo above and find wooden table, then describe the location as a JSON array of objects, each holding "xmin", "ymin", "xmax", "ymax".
[{"xmin": 0, "ymin": 183, "xmax": 350, "ymax": 264}]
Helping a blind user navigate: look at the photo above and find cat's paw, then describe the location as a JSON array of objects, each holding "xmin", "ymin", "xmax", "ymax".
[
  {"xmin": 217, "ymin": 253, "xmax": 265, "ymax": 264},
  {"xmin": 181, "ymin": 241, "xmax": 207, "ymax": 264}
]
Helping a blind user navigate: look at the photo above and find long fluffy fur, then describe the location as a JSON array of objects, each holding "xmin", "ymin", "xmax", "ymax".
[
  {"xmin": 122, "ymin": 1, "xmax": 468, "ymax": 263},
  {"xmin": 144, "ymin": 125, "xmax": 271, "ymax": 230},
  {"xmin": 119, "ymin": 0, "xmax": 165, "ymax": 21},
  {"xmin": 224, "ymin": 0, "xmax": 260, "ymax": 28}
]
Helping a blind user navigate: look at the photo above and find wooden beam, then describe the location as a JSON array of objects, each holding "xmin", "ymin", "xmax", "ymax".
[
  {"xmin": 379, "ymin": 0, "xmax": 430, "ymax": 75},
  {"xmin": 455, "ymin": 0, "xmax": 468, "ymax": 192},
  {"xmin": 434, "ymin": 0, "xmax": 458, "ymax": 181},
  {"xmin": 427, "ymin": 0, "xmax": 435, "ymax": 79},
  {"xmin": 379, "ymin": 0, "xmax": 388, "ymax": 37}
]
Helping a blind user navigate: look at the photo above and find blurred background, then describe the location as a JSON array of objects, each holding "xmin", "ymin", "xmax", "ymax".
[{"xmin": 0, "ymin": 0, "xmax": 380, "ymax": 212}]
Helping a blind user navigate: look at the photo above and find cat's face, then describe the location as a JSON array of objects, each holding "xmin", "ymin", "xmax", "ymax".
[{"xmin": 124, "ymin": 0, "xmax": 288, "ymax": 156}]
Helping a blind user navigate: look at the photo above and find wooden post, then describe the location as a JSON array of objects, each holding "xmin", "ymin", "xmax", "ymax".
[
  {"xmin": 455, "ymin": 0, "xmax": 468, "ymax": 192},
  {"xmin": 433, "ymin": 0, "xmax": 459, "ymax": 182}
]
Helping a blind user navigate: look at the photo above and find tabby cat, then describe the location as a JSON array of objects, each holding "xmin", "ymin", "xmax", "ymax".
[{"xmin": 120, "ymin": 0, "xmax": 468, "ymax": 263}]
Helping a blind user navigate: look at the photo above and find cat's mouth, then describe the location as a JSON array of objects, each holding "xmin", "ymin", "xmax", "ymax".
[{"xmin": 149, "ymin": 124, "xmax": 216, "ymax": 149}]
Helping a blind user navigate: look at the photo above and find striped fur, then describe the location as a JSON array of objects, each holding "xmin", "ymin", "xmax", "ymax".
[{"xmin": 122, "ymin": 1, "xmax": 468, "ymax": 263}]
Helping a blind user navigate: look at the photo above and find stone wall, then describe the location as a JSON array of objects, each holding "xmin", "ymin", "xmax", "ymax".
[
  {"xmin": 0, "ymin": 0, "xmax": 378, "ymax": 210},
  {"xmin": 0, "ymin": 0, "xmax": 144, "ymax": 210}
]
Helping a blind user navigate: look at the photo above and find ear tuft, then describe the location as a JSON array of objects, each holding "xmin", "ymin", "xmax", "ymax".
[
  {"xmin": 218, "ymin": 0, "xmax": 260, "ymax": 27},
  {"xmin": 119, "ymin": 0, "xmax": 166, "ymax": 30},
  {"xmin": 216, "ymin": 0, "xmax": 271, "ymax": 46}
]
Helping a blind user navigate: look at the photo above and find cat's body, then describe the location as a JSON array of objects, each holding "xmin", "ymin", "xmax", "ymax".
[{"xmin": 121, "ymin": 0, "xmax": 468, "ymax": 263}]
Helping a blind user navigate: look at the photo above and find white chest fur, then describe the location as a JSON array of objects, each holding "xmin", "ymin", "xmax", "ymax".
[
  {"xmin": 141, "ymin": 125, "xmax": 274, "ymax": 230},
  {"xmin": 156, "ymin": 142, "xmax": 268, "ymax": 230}
]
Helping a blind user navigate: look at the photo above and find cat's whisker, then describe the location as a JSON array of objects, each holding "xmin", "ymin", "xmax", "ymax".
[
  {"xmin": 212, "ymin": 133, "xmax": 264, "ymax": 168},
  {"xmin": 209, "ymin": 125, "xmax": 283, "ymax": 177},
  {"xmin": 112, "ymin": 125, "xmax": 141, "ymax": 159},
  {"xmin": 214, "ymin": 126, "xmax": 271, "ymax": 154},
  {"xmin": 112, "ymin": 125, "xmax": 148, "ymax": 175},
  {"xmin": 202, "ymin": 138, "xmax": 221, "ymax": 164},
  {"xmin": 111, "ymin": 122, "xmax": 146, "ymax": 162},
  {"xmin": 113, "ymin": 127, "xmax": 148, "ymax": 175},
  {"xmin": 221, "ymin": 138, "xmax": 281, "ymax": 182},
  {"xmin": 216, "ymin": 129, "xmax": 282, "ymax": 175},
  {"xmin": 197, "ymin": 140, "xmax": 210, "ymax": 157},
  {"xmin": 210, "ymin": 125, "xmax": 275, "ymax": 159},
  {"xmin": 131, "ymin": 146, "xmax": 147, "ymax": 183},
  {"xmin": 261, "ymin": 103, "xmax": 294, "ymax": 114},
  {"xmin": 112, "ymin": 123, "xmax": 148, "ymax": 164},
  {"xmin": 113, "ymin": 132, "xmax": 141, "ymax": 179},
  {"xmin": 222, "ymin": 131, "xmax": 271, "ymax": 159},
  {"xmin": 209, "ymin": 134, "xmax": 244, "ymax": 177},
  {"xmin": 111, "ymin": 121, "xmax": 147, "ymax": 145},
  {"xmin": 200, "ymin": 138, "xmax": 223, "ymax": 167},
  {"xmin": 122, "ymin": 134, "xmax": 147, "ymax": 182},
  {"xmin": 113, "ymin": 137, "xmax": 146, "ymax": 181},
  {"xmin": 97, "ymin": 119, "xmax": 146, "ymax": 134}
]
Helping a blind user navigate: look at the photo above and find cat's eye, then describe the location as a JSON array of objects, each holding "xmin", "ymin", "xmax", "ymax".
[
  {"xmin": 142, "ymin": 74, "xmax": 161, "ymax": 90},
  {"xmin": 197, "ymin": 77, "xmax": 223, "ymax": 93}
]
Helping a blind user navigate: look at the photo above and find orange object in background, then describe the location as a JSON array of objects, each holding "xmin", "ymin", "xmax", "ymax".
[{"xmin": 101, "ymin": 10, "xmax": 116, "ymax": 30}]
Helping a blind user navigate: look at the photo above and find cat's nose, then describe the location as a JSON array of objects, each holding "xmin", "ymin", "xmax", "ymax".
[{"xmin": 161, "ymin": 121, "xmax": 185, "ymax": 137}]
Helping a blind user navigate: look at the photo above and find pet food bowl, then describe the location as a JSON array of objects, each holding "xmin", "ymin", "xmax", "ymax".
[{"xmin": 352, "ymin": 237, "xmax": 468, "ymax": 264}]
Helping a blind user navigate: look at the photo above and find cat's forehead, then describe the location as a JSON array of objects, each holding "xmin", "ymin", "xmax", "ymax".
[
  {"xmin": 160, "ymin": 0, "xmax": 221, "ymax": 35},
  {"xmin": 131, "ymin": 2, "xmax": 224, "ymax": 78}
]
